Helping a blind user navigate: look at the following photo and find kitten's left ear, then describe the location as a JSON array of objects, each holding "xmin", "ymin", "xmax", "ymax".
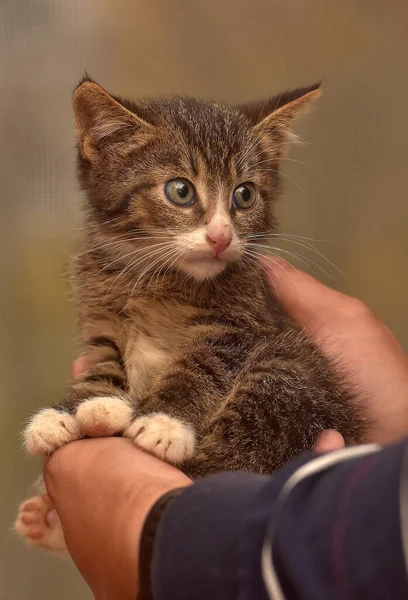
[{"xmin": 237, "ymin": 82, "xmax": 321, "ymax": 145}]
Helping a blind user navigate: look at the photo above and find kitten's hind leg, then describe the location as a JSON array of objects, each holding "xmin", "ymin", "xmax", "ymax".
[
  {"xmin": 188, "ymin": 333, "xmax": 361, "ymax": 477},
  {"xmin": 15, "ymin": 494, "xmax": 67, "ymax": 553}
]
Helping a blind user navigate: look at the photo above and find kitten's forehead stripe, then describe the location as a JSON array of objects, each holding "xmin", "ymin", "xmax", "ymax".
[{"xmin": 144, "ymin": 98, "xmax": 254, "ymax": 181}]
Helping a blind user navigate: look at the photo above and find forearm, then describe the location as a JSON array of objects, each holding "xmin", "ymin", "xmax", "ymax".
[{"xmin": 151, "ymin": 440, "xmax": 408, "ymax": 600}]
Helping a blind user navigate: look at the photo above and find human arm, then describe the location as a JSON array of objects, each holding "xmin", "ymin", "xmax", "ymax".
[
  {"xmin": 45, "ymin": 436, "xmax": 408, "ymax": 600},
  {"xmin": 45, "ymin": 260, "xmax": 408, "ymax": 598}
]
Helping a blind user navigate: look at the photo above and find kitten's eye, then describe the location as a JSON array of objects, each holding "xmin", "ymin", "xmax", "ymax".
[
  {"xmin": 164, "ymin": 178, "xmax": 195, "ymax": 206},
  {"xmin": 232, "ymin": 183, "xmax": 256, "ymax": 210}
]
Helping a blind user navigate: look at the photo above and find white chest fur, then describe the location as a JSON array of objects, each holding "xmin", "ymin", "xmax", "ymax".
[
  {"xmin": 126, "ymin": 333, "xmax": 172, "ymax": 400},
  {"xmin": 123, "ymin": 297, "xmax": 202, "ymax": 400}
]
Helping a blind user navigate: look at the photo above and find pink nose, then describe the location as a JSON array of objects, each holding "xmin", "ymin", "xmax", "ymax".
[{"xmin": 206, "ymin": 232, "xmax": 232, "ymax": 254}]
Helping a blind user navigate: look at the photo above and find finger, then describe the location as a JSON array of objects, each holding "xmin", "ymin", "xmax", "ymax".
[
  {"xmin": 261, "ymin": 256, "xmax": 352, "ymax": 330},
  {"xmin": 314, "ymin": 430, "xmax": 345, "ymax": 453},
  {"xmin": 71, "ymin": 356, "xmax": 89, "ymax": 379}
]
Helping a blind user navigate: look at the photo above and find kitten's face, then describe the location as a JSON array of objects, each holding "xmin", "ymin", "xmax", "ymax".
[{"xmin": 74, "ymin": 80, "xmax": 319, "ymax": 281}]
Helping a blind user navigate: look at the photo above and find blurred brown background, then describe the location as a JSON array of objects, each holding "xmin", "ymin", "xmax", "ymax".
[{"xmin": 1, "ymin": 0, "xmax": 407, "ymax": 597}]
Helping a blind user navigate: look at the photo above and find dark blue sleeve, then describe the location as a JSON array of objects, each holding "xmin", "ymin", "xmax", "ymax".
[{"xmin": 152, "ymin": 441, "xmax": 408, "ymax": 600}]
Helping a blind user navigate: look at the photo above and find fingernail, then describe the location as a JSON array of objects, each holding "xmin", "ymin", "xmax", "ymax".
[{"xmin": 71, "ymin": 356, "xmax": 89, "ymax": 379}]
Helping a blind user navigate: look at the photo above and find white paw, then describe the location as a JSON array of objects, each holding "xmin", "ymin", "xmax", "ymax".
[
  {"xmin": 24, "ymin": 409, "xmax": 81, "ymax": 457},
  {"xmin": 14, "ymin": 495, "xmax": 67, "ymax": 552},
  {"xmin": 76, "ymin": 396, "xmax": 133, "ymax": 437},
  {"xmin": 125, "ymin": 413, "xmax": 195, "ymax": 464}
]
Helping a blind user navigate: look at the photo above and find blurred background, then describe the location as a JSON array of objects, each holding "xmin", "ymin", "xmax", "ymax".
[{"xmin": 1, "ymin": 0, "xmax": 408, "ymax": 597}]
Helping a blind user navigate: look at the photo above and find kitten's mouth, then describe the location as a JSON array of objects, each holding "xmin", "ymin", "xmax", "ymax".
[
  {"xmin": 181, "ymin": 254, "xmax": 228, "ymax": 280},
  {"xmin": 194, "ymin": 256, "xmax": 223, "ymax": 264}
]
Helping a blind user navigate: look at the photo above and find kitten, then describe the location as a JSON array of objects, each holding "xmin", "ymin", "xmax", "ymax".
[{"xmin": 16, "ymin": 77, "xmax": 363, "ymax": 551}]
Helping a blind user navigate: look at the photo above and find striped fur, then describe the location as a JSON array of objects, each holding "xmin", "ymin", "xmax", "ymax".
[{"xmin": 23, "ymin": 77, "xmax": 364, "ymax": 477}]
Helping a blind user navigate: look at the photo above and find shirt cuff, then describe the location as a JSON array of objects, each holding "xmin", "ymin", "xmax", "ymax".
[{"xmin": 152, "ymin": 470, "xmax": 271, "ymax": 600}]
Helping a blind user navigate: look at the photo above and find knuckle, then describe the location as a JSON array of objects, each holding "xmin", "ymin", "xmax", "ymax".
[{"xmin": 339, "ymin": 297, "xmax": 373, "ymax": 322}]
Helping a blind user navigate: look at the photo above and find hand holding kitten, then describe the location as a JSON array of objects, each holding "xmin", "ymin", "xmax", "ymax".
[
  {"xmin": 266, "ymin": 257, "xmax": 408, "ymax": 446},
  {"xmin": 42, "ymin": 260, "xmax": 408, "ymax": 598}
]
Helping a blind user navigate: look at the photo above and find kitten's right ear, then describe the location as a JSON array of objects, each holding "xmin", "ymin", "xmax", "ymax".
[{"xmin": 73, "ymin": 78, "xmax": 153, "ymax": 162}]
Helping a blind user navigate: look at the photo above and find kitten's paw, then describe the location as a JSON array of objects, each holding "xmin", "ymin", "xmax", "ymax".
[
  {"xmin": 24, "ymin": 409, "xmax": 81, "ymax": 457},
  {"xmin": 125, "ymin": 413, "xmax": 195, "ymax": 464},
  {"xmin": 14, "ymin": 495, "xmax": 67, "ymax": 552},
  {"xmin": 76, "ymin": 396, "xmax": 133, "ymax": 437}
]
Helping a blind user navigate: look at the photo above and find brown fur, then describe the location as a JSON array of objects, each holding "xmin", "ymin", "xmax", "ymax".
[{"xmin": 38, "ymin": 77, "xmax": 363, "ymax": 477}]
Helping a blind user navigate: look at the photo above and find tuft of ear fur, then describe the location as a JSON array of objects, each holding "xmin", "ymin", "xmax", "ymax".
[
  {"xmin": 237, "ymin": 82, "xmax": 321, "ymax": 149},
  {"xmin": 73, "ymin": 75, "xmax": 153, "ymax": 162}
]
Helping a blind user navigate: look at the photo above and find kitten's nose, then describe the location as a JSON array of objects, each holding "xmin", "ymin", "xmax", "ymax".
[{"xmin": 206, "ymin": 232, "xmax": 232, "ymax": 255}]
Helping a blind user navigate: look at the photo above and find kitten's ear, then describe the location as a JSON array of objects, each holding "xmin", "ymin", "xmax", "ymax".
[
  {"xmin": 238, "ymin": 82, "xmax": 321, "ymax": 147},
  {"xmin": 73, "ymin": 78, "xmax": 153, "ymax": 161}
]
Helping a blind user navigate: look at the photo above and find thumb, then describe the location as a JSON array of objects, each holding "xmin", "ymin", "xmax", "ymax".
[{"xmin": 261, "ymin": 256, "xmax": 351, "ymax": 332}]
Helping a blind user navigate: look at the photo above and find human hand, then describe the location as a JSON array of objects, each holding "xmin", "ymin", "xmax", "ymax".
[
  {"xmin": 44, "ymin": 438, "xmax": 191, "ymax": 600},
  {"xmin": 46, "ymin": 262, "xmax": 408, "ymax": 599},
  {"xmin": 263, "ymin": 257, "xmax": 408, "ymax": 447}
]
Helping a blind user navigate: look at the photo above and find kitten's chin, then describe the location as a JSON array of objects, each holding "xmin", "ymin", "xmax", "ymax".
[{"xmin": 180, "ymin": 257, "xmax": 227, "ymax": 281}]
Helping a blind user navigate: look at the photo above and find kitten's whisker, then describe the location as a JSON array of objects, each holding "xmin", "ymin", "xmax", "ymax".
[
  {"xmin": 244, "ymin": 249, "xmax": 288, "ymax": 288},
  {"xmin": 276, "ymin": 236, "xmax": 340, "ymax": 263},
  {"xmin": 103, "ymin": 266, "xmax": 131, "ymax": 300},
  {"xmin": 103, "ymin": 245, "xmax": 164, "ymax": 298},
  {"xmin": 162, "ymin": 249, "xmax": 184, "ymax": 281},
  {"xmin": 98, "ymin": 243, "xmax": 176, "ymax": 291},
  {"xmin": 151, "ymin": 247, "xmax": 182, "ymax": 293},
  {"xmin": 76, "ymin": 233, "xmax": 174, "ymax": 258},
  {"xmin": 146, "ymin": 247, "xmax": 180, "ymax": 295},
  {"xmin": 275, "ymin": 157, "xmax": 310, "ymax": 169},
  {"xmin": 69, "ymin": 216, "xmax": 121, "ymax": 231},
  {"xmin": 246, "ymin": 244, "xmax": 334, "ymax": 280},
  {"xmin": 154, "ymin": 248, "xmax": 186, "ymax": 295},
  {"xmin": 256, "ymin": 255, "xmax": 288, "ymax": 289},
  {"xmin": 95, "ymin": 242, "xmax": 174, "ymax": 276},
  {"xmin": 243, "ymin": 249, "xmax": 299, "ymax": 296},
  {"xmin": 244, "ymin": 232, "xmax": 333, "ymax": 244},
  {"xmin": 247, "ymin": 244, "xmax": 321, "ymax": 277},
  {"xmin": 241, "ymin": 256, "xmax": 268, "ymax": 298},
  {"xmin": 253, "ymin": 234, "xmax": 333, "ymax": 261},
  {"xmin": 130, "ymin": 245, "xmax": 178, "ymax": 297},
  {"xmin": 264, "ymin": 168, "xmax": 304, "ymax": 192},
  {"xmin": 247, "ymin": 236, "xmax": 347, "ymax": 280}
]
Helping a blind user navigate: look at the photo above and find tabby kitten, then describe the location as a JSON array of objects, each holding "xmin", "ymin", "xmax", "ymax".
[{"xmin": 16, "ymin": 77, "xmax": 362, "ymax": 550}]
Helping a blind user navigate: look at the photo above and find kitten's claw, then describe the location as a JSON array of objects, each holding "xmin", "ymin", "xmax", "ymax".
[
  {"xmin": 76, "ymin": 396, "xmax": 133, "ymax": 437},
  {"xmin": 125, "ymin": 413, "xmax": 195, "ymax": 464},
  {"xmin": 24, "ymin": 409, "xmax": 81, "ymax": 457},
  {"xmin": 14, "ymin": 495, "xmax": 67, "ymax": 552}
]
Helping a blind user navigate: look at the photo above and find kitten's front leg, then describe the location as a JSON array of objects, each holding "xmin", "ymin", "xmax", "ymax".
[
  {"xmin": 24, "ymin": 335, "xmax": 133, "ymax": 457},
  {"xmin": 126, "ymin": 412, "xmax": 196, "ymax": 465},
  {"xmin": 125, "ymin": 326, "xmax": 250, "ymax": 465}
]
